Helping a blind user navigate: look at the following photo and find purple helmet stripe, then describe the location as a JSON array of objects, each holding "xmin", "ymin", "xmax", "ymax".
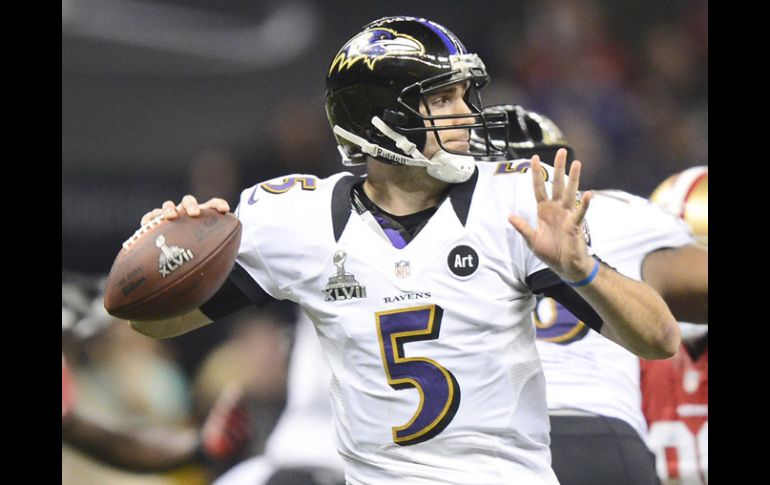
[{"xmin": 415, "ymin": 18, "xmax": 465, "ymax": 55}]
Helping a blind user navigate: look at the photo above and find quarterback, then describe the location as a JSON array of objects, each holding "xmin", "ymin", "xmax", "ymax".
[
  {"xmin": 130, "ymin": 17, "xmax": 679, "ymax": 485},
  {"xmin": 216, "ymin": 107, "xmax": 706, "ymax": 485}
]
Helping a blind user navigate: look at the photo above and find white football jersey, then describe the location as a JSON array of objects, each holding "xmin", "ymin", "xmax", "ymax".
[
  {"xmin": 534, "ymin": 187, "xmax": 695, "ymax": 440},
  {"xmin": 234, "ymin": 164, "xmax": 560, "ymax": 485}
]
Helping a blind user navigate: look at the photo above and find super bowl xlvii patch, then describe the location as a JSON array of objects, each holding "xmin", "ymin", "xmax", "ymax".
[
  {"xmin": 156, "ymin": 235, "xmax": 194, "ymax": 278},
  {"xmin": 323, "ymin": 251, "xmax": 367, "ymax": 302}
]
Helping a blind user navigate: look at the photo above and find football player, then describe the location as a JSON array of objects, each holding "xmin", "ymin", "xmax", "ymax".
[
  {"xmin": 471, "ymin": 104, "xmax": 707, "ymax": 485},
  {"xmin": 130, "ymin": 17, "xmax": 679, "ymax": 485},
  {"xmin": 62, "ymin": 275, "xmax": 253, "ymax": 475},
  {"xmin": 212, "ymin": 312, "xmax": 345, "ymax": 485},
  {"xmin": 219, "ymin": 109, "xmax": 708, "ymax": 485},
  {"xmin": 641, "ymin": 167, "xmax": 708, "ymax": 485}
]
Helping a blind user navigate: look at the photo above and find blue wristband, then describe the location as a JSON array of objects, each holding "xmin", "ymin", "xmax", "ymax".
[{"xmin": 566, "ymin": 259, "xmax": 600, "ymax": 287}]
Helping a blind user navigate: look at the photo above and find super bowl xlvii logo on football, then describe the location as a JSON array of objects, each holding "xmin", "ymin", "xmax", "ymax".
[
  {"xmin": 156, "ymin": 235, "xmax": 194, "ymax": 278},
  {"xmin": 323, "ymin": 251, "xmax": 366, "ymax": 302}
]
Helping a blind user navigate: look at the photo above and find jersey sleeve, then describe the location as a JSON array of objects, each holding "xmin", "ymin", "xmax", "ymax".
[
  {"xmin": 234, "ymin": 177, "xmax": 307, "ymax": 302},
  {"xmin": 230, "ymin": 173, "xmax": 348, "ymax": 304},
  {"xmin": 508, "ymin": 175, "xmax": 551, "ymax": 279},
  {"xmin": 198, "ymin": 177, "xmax": 304, "ymax": 320},
  {"xmin": 586, "ymin": 190, "xmax": 695, "ymax": 280}
]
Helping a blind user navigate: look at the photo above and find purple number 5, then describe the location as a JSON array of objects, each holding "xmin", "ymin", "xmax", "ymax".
[{"xmin": 376, "ymin": 304, "xmax": 461, "ymax": 446}]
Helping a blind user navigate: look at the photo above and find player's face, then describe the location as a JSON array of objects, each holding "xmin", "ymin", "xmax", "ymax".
[{"xmin": 419, "ymin": 81, "xmax": 473, "ymax": 160}]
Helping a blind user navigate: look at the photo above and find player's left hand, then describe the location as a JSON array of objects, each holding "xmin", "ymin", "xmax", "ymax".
[
  {"xmin": 200, "ymin": 384, "xmax": 253, "ymax": 462},
  {"xmin": 508, "ymin": 148, "xmax": 594, "ymax": 282}
]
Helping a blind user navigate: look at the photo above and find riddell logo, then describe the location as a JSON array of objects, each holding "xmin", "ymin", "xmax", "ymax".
[
  {"xmin": 374, "ymin": 147, "xmax": 409, "ymax": 165},
  {"xmin": 447, "ymin": 245, "xmax": 479, "ymax": 278}
]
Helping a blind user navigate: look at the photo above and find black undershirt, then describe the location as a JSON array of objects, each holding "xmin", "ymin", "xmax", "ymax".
[{"xmin": 351, "ymin": 183, "xmax": 439, "ymax": 241}]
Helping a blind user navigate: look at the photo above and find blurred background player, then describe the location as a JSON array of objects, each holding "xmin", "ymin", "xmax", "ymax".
[
  {"xmin": 62, "ymin": 273, "xmax": 254, "ymax": 484},
  {"xmin": 641, "ymin": 166, "xmax": 708, "ymax": 485},
  {"xmin": 213, "ymin": 313, "xmax": 345, "ymax": 485},
  {"xmin": 471, "ymin": 104, "xmax": 707, "ymax": 485},
  {"xmin": 648, "ymin": 167, "xmax": 707, "ymax": 247}
]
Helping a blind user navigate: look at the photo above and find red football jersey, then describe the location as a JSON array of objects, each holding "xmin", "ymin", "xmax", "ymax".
[{"xmin": 641, "ymin": 343, "xmax": 708, "ymax": 485}]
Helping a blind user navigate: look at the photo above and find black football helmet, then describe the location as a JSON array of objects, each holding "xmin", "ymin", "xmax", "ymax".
[
  {"xmin": 325, "ymin": 16, "xmax": 508, "ymax": 183},
  {"xmin": 470, "ymin": 104, "xmax": 575, "ymax": 164}
]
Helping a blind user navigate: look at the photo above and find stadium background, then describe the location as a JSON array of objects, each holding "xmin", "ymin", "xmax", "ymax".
[
  {"xmin": 62, "ymin": 0, "xmax": 707, "ymax": 274},
  {"xmin": 62, "ymin": 1, "xmax": 707, "ymax": 484}
]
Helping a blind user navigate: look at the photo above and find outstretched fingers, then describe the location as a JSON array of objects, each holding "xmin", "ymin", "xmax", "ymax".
[
  {"xmin": 551, "ymin": 149, "xmax": 567, "ymax": 201},
  {"xmin": 573, "ymin": 190, "xmax": 592, "ymax": 224},
  {"xmin": 563, "ymin": 160, "xmax": 582, "ymax": 209},
  {"xmin": 530, "ymin": 155, "xmax": 548, "ymax": 202}
]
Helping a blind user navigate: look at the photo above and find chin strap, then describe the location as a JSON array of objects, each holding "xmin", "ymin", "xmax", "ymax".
[{"xmin": 333, "ymin": 116, "xmax": 475, "ymax": 183}]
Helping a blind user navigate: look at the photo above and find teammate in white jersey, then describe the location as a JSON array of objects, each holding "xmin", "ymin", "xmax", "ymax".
[
  {"xmin": 130, "ymin": 17, "xmax": 679, "ymax": 485},
  {"xmin": 472, "ymin": 104, "xmax": 707, "ymax": 485}
]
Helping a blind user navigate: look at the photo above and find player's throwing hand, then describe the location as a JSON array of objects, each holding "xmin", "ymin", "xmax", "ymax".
[{"xmin": 140, "ymin": 195, "xmax": 230, "ymax": 225}]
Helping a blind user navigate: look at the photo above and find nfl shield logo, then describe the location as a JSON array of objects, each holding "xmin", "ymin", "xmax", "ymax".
[{"xmin": 395, "ymin": 260, "xmax": 410, "ymax": 278}]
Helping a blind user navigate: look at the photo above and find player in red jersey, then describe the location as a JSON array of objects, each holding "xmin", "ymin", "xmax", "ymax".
[
  {"xmin": 641, "ymin": 167, "xmax": 708, "ymax": 485},
  {"xmin": 640, "ymin": 336, "xmax": 707, "ymax": 485}
]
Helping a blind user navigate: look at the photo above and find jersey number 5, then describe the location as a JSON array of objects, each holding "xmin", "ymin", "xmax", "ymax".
[{"xmin": 376, "ymin": 305, "xmax": 461, "ymax": 446}]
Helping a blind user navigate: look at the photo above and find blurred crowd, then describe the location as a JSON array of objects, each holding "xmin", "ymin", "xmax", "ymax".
[
  {"xmin": 62, "ymin": 0, "xmax": 706, "ymax": 275},
  {"xmin": 481, "ymin": 0, "xmax": 707, "ymax": 193},
  {"xmin": 62, "ymin": 272, "xmax": 295, "ymax": 484}
]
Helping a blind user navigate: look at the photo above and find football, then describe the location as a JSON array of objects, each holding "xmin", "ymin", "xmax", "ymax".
[{"xmin": 103, "ymin": 209, "xmax": 242, "ymax": 321}]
